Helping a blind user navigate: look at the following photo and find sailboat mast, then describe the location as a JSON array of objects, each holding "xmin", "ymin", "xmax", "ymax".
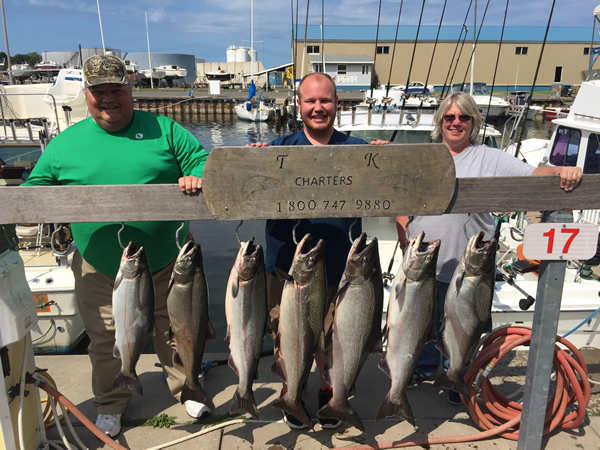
[
  {"xmin": 145, "ymin": 12, "xmax": 154, "ymax": 89},
  {"xmin": 470, "ymin": 0, "xmax": 476, "ymax": 95},
  {"xmin": 0, "ymin": 0, "xmax": 13, "ymax": 85},
  {"xmin": 251, "ymin": 0, "xmax": 254, "ymax": 81},
  {"xmin": 97, "ymin": 0, "xmax": 106, "ymax": 54}
]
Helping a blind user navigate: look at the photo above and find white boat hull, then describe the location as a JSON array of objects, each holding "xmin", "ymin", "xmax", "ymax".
[{"xmin": 235, "ymin": 103, "xmax": 274, "ymax": 122}]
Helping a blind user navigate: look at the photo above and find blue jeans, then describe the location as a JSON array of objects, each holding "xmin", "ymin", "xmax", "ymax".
[{"xmin": 414, "ymin": 281, "xmax": 449, "ymax": 379}]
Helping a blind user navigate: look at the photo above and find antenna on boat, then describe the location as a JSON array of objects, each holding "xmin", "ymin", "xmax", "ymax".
[{"xmin": 96, "ymin": 0, "xmax": 106, "ymax": 54}]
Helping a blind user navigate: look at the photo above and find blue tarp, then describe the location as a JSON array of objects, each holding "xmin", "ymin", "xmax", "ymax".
[{"xmin": 247, "ymin": 80, "xmax": 256, "ymax": 101}]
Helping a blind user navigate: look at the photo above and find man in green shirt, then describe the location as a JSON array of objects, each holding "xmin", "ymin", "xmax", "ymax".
[{"xmin": 24, "ymin": 54, "xmax": 210, "ymax": 437}]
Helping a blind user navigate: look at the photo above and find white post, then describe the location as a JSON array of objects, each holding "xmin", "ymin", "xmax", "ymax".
[
  {"xmin": 145, "ymin": 12, "xmax": 153, "ymax": 89},
  {"xmin": 97, "ymin": 0, "xmax": 106, "ymax": 54}
]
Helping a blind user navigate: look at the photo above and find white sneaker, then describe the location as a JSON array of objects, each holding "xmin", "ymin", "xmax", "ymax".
[
  {"xmin": 95, "ymin": 413, "xmax": 122, "ymax": 438},
  {"xmin": 185, "ymin": 400, "xmax": 212, "ymax": 419}
]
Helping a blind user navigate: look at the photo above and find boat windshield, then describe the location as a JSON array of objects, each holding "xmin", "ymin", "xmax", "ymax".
[{"xmin": 549, "ymin": 126, "xmax": 581, "ymax": 167}]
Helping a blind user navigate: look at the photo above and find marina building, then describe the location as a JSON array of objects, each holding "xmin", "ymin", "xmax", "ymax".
[{"xmin": 292, "ymin": 25, "xmax": 593, "ymax": 93}]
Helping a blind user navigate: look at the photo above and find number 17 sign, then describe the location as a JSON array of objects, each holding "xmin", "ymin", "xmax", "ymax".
[{"xmin": 522, "ymin": 223, "xmax": 599, "ymax": 261}]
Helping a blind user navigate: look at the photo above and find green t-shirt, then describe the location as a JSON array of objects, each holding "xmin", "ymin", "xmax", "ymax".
[{"xmin": 23, "ymin": 110, "xmax": 208, "ymax": 278}]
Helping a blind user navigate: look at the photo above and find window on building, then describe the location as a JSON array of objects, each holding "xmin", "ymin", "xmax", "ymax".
[
  {"xmin": 376, "ymin": 46, "xmax": 390, "ymax": 54},
  {"xmin": 307, "ymin": 45, "xmax": 320, "ymax": 54},
  {"xmin": 554, "ymin": 66, "xmax": 563, "ymax": 83},
  {"xmin": 362, "ymin": 65, "xmax": 369, "ymax": 75},
  {"xmin": 314, "ymin": 64, "xmax": 323, "ymax": 73},
  {"xmin": 584, "ymin": 47, "xmax": 590, "ymax": 56},
  {"xmin": 515, "ymin": 47, "xmax": 528, "ymax": 55},
  {"xmin": 337, "ymin": 64, "xmax": 347, "ymax": 75}
]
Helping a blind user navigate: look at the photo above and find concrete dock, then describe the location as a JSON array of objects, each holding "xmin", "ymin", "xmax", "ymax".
[{"xmin": 38, "ymin": 347, "xmax": 600, "ymax": 449}]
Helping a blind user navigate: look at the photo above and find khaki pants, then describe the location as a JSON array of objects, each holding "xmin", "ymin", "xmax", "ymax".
[{"xmin": 72, "ymin": 250, "xmax": 189, "ymax": 414}]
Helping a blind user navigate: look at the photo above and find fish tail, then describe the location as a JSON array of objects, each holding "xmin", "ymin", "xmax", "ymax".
[
  {"xmin": 434, "ymin": 371, "xmax": 470, "ymax": 397},
  {"xmin": 229, "ymin": 388, "xmax": 259, "ymax": 420},
  {"xmin": 375, "ymin": 392, "xmax": 416, "ymax": 427},
  {"xmin": 113, "ymin": 371, "xmax": 143, "ymax": 396},
  {"xmin": 180, "ymin": 384, "xmax": 216, "ymax": 411},
  {"xmin": 272, "ymin": 397, "xmax": 311, "ymax": 428},
  {"xmin": 317, "ymin": 400, "xmax": 364, "ymax": 432}
]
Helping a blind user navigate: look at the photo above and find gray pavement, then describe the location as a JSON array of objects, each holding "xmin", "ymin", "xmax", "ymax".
[{"xmin": 37, "ymin": 350, "xmax": 600, "ymax": 450}]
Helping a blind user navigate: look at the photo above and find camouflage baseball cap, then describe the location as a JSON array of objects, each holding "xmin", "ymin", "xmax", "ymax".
[{"xmin": 83, "ymin": 54, "xmax": 129, "ymax": 88}]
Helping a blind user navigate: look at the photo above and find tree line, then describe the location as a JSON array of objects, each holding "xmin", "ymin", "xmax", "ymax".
[{"xmin": 0, "ymin": 52, "xmax": 42, "ymax": 67}]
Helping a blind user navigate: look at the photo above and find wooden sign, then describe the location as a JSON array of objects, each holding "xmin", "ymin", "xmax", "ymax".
[{"xmin": 201, "ymin": 144, "xmax": 456, "ymax": 219}]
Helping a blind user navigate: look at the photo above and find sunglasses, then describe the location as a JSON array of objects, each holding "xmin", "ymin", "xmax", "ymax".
[{"xmin": 443, "ymin": 114, "xmax": 472, "ymax": 123}]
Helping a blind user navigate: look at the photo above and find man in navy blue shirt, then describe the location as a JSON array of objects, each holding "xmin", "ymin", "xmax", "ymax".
[{"xmin": 252, "ymin": 72, "xmax": 385, "ymax": 429}]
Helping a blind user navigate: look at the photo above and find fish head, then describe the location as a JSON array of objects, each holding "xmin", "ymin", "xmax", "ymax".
[
  {"xmin": 238, "ymin": 237, "xmax": 265, "ymax": 282},
  {"xmin": 119, "ymin": 241, "xmax": 149, "ymax": 278},
  {"xmin": 172, "ymin": 240, "xmax": 203, "ymax": 283},
  {"xmin": 290, "ymin": 233, "xmax": 325, "ymax": 285},
  {"xmin": 402, "ymin": 231, "xmax": 440, "ymax": 282},
  {"xmin": 463, "ymin": 232, "xmax": 497, "ymax": 276},
  {"xmin": 344, "ymin": 232, "xmax": 381, "ymax": 285}
]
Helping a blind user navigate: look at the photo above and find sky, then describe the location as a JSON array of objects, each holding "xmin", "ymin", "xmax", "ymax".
[{"xmin": 2, "ymin": 0, "xmax": 598, "ymax": 69}]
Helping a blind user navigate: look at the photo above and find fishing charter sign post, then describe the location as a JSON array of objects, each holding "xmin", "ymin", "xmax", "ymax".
[{"xmin": 518, "ymin": 223, "xmax": 598, "ymax": 450}]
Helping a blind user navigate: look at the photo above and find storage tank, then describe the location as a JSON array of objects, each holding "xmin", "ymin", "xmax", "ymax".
[
  {"xmin": 248, "ymin": 49, "xmax": 257, "ymax": 63},
  {"xmin": 235, "ymin": 47, "xmax": 250, "ymax": 62},
  {"xmin": 226, "ymin": 46, "xmax": 237, "ymax": 63}
]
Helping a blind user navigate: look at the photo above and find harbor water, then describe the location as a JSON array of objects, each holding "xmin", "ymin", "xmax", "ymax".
[{"xmin": 1, "ymin": 115, "xmax": 556, "ymax": 353}]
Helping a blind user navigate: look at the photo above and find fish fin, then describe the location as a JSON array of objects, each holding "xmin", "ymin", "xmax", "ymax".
[
  {"xmin": 425, "ymin": 323, "xmax": 438, "ymax": 343},
  {"xmin": 435, "ymin": 339, "xmax": 449, "ymax": 358},
  {"xmin": 180, "ymin": 385, "xmax": 216, "ymax": 411},
  {"xmin": 113, "ymin": 272, "xmax": 123, "ymax": 290},
  {"xmin": 264, "ymin": 316, "xmax": 272, "ymax": 336},
  {"xmin": 230, "ymin": 275, "xmax": 240, "ymax": 298},
  {"xmin": 229, "ymin": 389, "xmax": 259, "ymax": 420},
  {"xmin": 484, "ymin": 316, "xmax": 493, "ymax": 333},
  {"xmin": 207, "ymin": 320, "xmax": 217, "ymax": 340},
  {"xmin": 272, "ymin": 397, "xmax": 311, "ymax": 428},
  {"xmin": 173, "ymin": 351, "xmax": 184, "ymax": 368},
  {"xmin": 113, "ymin": 371, "xmax": 143, "ymax": 396},
  {"xmin": 433, "ymin": 371, "xmax": 452, "ymax": 390},
  {"xmin": 224, "ymin": 324, "xmax": 230, "ymax": 341},
  {"xmin": 315, "ymin": 330, "xmax": 325, "ymax": 354},
  {"xmin": 228, "ymin": 354, "xmax": 239, "ymax": 376},
  {"xmin": 317, "ymin": 400, "xmax": 364, "ymax": 432},
  {"xmin": 375, "ymin": 391, "xmax": 416, "ymax": 427},
  {"xmin": 378, "ymin": 355, "xmax": 391, "ymax": 379},
  {"xmin": 113, "ymin": 343, "xmax": 121, "ymax": 359},
  {"xmin": 274, "ymin": 267, "xmax": 293, "ymax": 282},
  {"xmin": 271, "ymin": 358, "xmax": 286, "ymax": 382}
]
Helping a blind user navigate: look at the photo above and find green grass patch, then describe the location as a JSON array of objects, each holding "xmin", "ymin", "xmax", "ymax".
[{"xmin": 143, "ymin": 413, "xmax": 178, "ymax": 428}]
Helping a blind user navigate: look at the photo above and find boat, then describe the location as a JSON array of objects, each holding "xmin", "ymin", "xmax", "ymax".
[
  {"xmin": 506, "ymin": 91, "xmax": 542, "ymax": 120},
  {"xmin": 362, "ymin": 85, "xmax": 439, "ymax": 110},
  {"xmin": 137, "ymin": 68, "xmax": 166, "ymax": 86},
  {"xmin": 10, "ymin": 64, "xmax": 34, "ymax": 80},
  {"xmin": 451, "ymin": 82, "xmax": 510, "ymax": 119},
  {"xmin": 234, "ymin": 0, "xmax": 275, "ymax": 122},
  {"xmin": 206, "ymin": 69, "xmax": 235, "ymax": 82},
  {"xmin": 34, "ymin": 60, "xmax": 60, "ymax": 71},
  {"xmin": 0, "ymin": 72, "xmax": 86, "ymax": 354},
  {"xmin": 0, "ymin": 68, "xmax": 87, "ymax": 145},
  {"xmin": 235, "ymin": 80, "xmax": 275, "ymax": 122},
  {"xmin": 155, "ymin": 65, "xmax": 187, "ymax": 79}
]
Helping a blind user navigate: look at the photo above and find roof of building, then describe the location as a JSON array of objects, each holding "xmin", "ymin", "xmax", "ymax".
[
  {"xmin": 309, "ymin": 54, "xmax": 374, "ymax": 64},
  {"xmin": 298, "ymin": 25, "xmax": 592, "ymax": 43}
]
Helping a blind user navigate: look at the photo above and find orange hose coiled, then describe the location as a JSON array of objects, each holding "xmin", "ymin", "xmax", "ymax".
[
  {"xmin": 342, "ymin": 326, "xmax": 591, "ymax": 449},
  {"xmin": 463, "ymin": 326, "xmax": 591, "ymax": 441}
]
